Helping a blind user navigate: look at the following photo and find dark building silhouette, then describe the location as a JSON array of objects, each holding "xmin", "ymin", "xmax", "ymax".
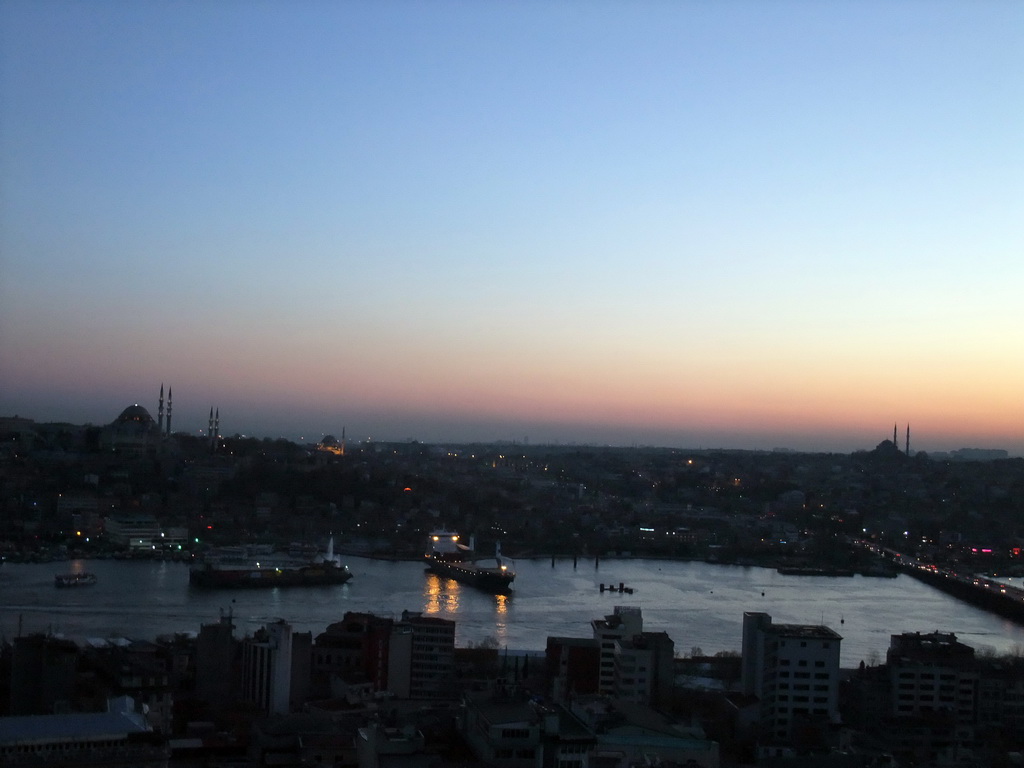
[
  {"xmin": 9, "ymin": 634, "xmax": 79, "ymax": 715},
  {"xmin": 195, "ymin": 613, "xmax": 238, "ymax": 709},
  {"xmin": 546, "ymin": 636, "xmax": 599, "ymax": 701},
  {"xmin": 312, "ymin": 612, "xmax": 394, "ymax": 698}
]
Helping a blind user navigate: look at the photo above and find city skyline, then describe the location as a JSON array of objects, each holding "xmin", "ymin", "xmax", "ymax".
[
  {"xmin": 3, "ymin": 390, "xmax": 1011, "ymax": 458},
  {"xmin": 2, "ymin": 2, "xmax": 1022, "ymax": 455}
]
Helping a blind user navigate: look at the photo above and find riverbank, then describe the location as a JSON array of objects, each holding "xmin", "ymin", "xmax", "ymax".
[
  {"xmin": 2, "ymin": 541, "xmax": 897, "ymax": 580},
  {"xmin": 334, "ymin": 547, "xmax": 899, "ymax": 578}
]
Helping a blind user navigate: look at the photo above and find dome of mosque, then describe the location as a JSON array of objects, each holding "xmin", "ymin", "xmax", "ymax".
[
  {"xmin": 113, "ymin": 404, "xmax": 156, "ymax": 426},
  {"xmin": 101, "ymin": 389, "xmax": 170, "ymax": 453}
]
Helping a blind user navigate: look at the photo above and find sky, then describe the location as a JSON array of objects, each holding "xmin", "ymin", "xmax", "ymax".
[{"xmin": 1, "ymin": 1, "xmax": 1022, "ymax": 454}]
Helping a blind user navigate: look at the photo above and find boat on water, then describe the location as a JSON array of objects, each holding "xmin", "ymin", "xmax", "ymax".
[
  {"xmin": 425, "ymin": 530, "xmax": 514, "ymax": 593},
  {"xmin": 55, "ymin": 572, "xmax": 97, "ymax": 588},
  {"xmin": 189, "ymin": 537, "xmax": 352, "ymax": 589}
]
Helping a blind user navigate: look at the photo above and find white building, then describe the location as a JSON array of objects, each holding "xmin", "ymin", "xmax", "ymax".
[
  {"xmin": 591, "ymin": 606, "xmax": 643, "ymax": 696},
  {"xmin": 613, "ymin": 630, "xmax": 674, "ymax": 707},
  {"xmin": 242, "ymin": 620, "xmax": 311, "ymax": 714},
  {"xmin": 741, "ymin": 611, "xmax": 842, "ymax": 744}
]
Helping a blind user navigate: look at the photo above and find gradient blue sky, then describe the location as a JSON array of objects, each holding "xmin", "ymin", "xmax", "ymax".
[{"xmin": 2, "ymin": 1, "xmax": 1022, "ymax": 453}]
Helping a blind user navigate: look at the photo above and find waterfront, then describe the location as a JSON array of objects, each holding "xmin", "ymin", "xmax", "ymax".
[{"xmin": 2, "ymin": 556, "xmax": 1023, "ymax": 668}]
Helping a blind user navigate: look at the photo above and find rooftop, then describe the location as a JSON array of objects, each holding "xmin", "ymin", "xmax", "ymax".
[
  {"xmin": 768, "ymin": 624, "xmax": 843, "ymax": 641},
  {"xmin": 0, "ymin": 703, "xmax": 149, "ymax": 746}
]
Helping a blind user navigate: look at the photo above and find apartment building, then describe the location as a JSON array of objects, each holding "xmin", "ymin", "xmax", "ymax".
[
  {"xmin": 591, "ymin": 606, "xmax": 643, "ymax": 696},
  {"xmin": 741, "ymin": 611, "xmax": 842, "ymax": 744}
]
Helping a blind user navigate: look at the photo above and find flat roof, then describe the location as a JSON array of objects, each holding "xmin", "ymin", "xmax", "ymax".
[
  {"xmin": 768, "ymin": 624, "xmax": 843, "ymax": 641},
  {"xmin": 0, "ymin": 711, "xmax": 149, "ymax": 746}
]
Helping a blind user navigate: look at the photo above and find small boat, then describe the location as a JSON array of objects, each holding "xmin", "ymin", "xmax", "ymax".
[
  {"xmin": 425, "ymin": 530, "xmax": 515, "ymax": 593},
  {"xmin": 55, "ymin": 572, "xmax": 97, "ymax": 588}
]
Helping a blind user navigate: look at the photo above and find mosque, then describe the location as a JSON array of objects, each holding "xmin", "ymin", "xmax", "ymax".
[
  {"xmin": 316, "ymin": 429, "xmax": 346, "ymax": 456},
  {"xmin": 102, "ymin": 385, "xmax": 177, "ymax": 452},
  {"xmin": 102, "ymin": 385, "xmax": 225, "ymax": 453}
]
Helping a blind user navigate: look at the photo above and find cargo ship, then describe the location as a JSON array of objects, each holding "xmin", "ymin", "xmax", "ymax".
[
  {"xmin": 190, "ymin": 537, "xmax": 352, "ymax": 589},
  {"xmin": 425, "ymin": 530, "xmax": 514, "ymax": 593}
]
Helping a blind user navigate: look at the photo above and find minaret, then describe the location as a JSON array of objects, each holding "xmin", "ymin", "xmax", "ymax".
[
  {"xmin": 209, "ymin": 408, "xmax": 220, "ymax": 453},
  {"xmin": 208, "ymin": 407, "xmax": 214, "ymax": 449},
  {"xmin": 906, "ymin": 424, "xmax": 910, "ymax": 456},
  {"xmin": 157, "ymin": 384, "xmax": 165, "ymax": 435},
  {"xmin": 166, "ymin": 387, "xmax": 172, "ymax": 437},
  {"xmin": 341, "ymin": 426, "xmax": 346, "ymax": 457},
  {"xmin": 893, "ymin": 423, "xmax": 897, "ymax": 447}
]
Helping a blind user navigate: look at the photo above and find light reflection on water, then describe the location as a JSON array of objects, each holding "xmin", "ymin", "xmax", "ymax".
[
  {"xmin": 492, "ymin": 593, "xmax": 509, "ymax": 646},
  {"xmin": 422, "ymin": 573, "xmax": 461, "ymax": 615},
  {"xmin": 423, "ymin": 572, "xmax": 442, "ymax": 614},
  {"xmin": 2, "ymin": 556, "xmax": 1023, "ymax": 667}
]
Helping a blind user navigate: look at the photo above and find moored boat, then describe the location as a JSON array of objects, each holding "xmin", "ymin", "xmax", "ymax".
[
  {"xmin": 425, "ymin": 530, "xmax": 514, "ymax": 593},
  {"xmin": 190, "ymin": 537, "xmax": 352, "ymax": 589},
  {"xmin": 55, "ymin": 572, "xmax": 97, "ymax": 588}
]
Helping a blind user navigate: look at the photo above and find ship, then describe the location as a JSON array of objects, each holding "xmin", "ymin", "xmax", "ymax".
[
  {"xmin": 55, "ymin": 572, "xmax": 97, "ymax": 588},
  {"xmin": 425, "ymin": 530, "xmax": 514, "ymax": 593},
  {"xmin": 189, "ymin": 537, "xmax": 352, "ymax": 589}
]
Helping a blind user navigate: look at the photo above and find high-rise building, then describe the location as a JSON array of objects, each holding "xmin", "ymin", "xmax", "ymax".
[
  {"xmin": 586, "ymin": 606, "xmax": 673, "ymax": 706},
  {"xmin": 591, "ymin": 606, "xmax": 643, "ymax": 695},
  {"xmin": 886, "ymin": 631, "xmax": 978, "ymax": 758},
  {"xmin": 241, "ymin": 620, "xmax": 311, "ymax": 714},
  {"xmin": 741, "ymin": 612, "xmax": 842, "ymax": 744},
  {"xmin": 614, "ymin": 630, "xmax": 675, "ymax": 707},
  {"xmin": 387, "ymin": 611, "xmax": 455, "ymax": 700},
  {"xmin": 196, "ymin": 613, "xmax": 237, "ymax": 709}
]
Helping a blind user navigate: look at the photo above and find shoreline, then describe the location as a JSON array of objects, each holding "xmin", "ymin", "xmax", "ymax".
[
  {"xmin": 4, "ymin": 545, "xmax": 899, "ymax": 580},
  {"xmin": 336, "ymin": 548, "xmax": 899, "ymax": 578}
]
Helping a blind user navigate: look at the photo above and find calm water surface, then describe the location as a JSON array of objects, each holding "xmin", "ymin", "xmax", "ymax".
[{"xmin": 2, "ymin": 556, "xmax": 1022, "ymax": 668}]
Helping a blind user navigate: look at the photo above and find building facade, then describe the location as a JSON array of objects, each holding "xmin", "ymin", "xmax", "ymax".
[
  {"xmin": 386, "ymin": 611, "xmax": 455, "ymax": 700},
  {"xmin": 741, "ymin": 611, "xmax": 842, "ymax": 744},
  {"xmin": 241, "ymin": 620, "xmax": 311, "ymax": 714},
  {"xmin": 591, "ymin": 606, "xmax": 643, "ymax": 696}
]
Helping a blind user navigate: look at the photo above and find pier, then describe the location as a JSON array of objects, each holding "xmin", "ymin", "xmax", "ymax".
[{"xmin": 599, "ymin": 582, "xmax": 634, "ymax": 594}]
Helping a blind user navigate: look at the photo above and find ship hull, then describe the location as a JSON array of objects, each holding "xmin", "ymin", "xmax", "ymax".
[
  {"xmin": 426, "ymin": 558, "xmax": 514, "ymax": 593},
  {"xmin": 189, "ymin": 563, "xmax": 352, "ymax": 589}
]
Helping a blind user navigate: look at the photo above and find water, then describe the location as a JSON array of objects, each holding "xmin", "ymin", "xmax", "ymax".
[{"xmin": 2, "ymin": 556, "xmax": 1023, "ymax": 668}]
